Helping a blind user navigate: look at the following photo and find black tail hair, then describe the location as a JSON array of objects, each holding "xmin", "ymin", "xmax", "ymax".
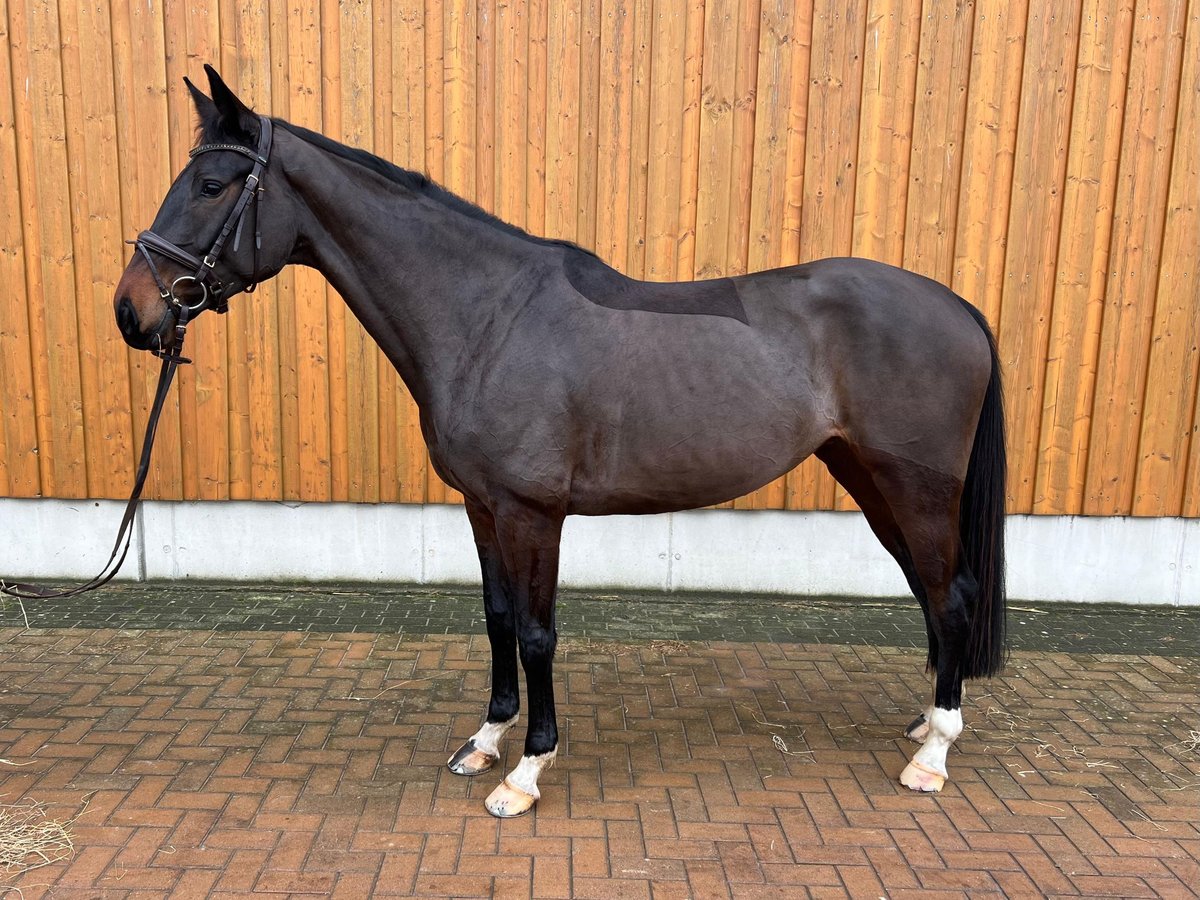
[{"xmin": 958, "ymin": 301, "xmax": 1008, "ymax": 678}]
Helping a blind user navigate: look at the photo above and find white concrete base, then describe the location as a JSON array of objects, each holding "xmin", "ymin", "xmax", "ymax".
[{"xmin": 0, "ymin": 498, "xmax": 1196, "ymax": 605}]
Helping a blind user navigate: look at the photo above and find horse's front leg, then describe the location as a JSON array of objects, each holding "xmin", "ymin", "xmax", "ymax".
[
  {"xmin": 483, "ymin": 507, "xmax": 564, "ymax": 818},
  {"xmin": 448, "ymin": 502, "xmax": 521, "ymax": 777}
]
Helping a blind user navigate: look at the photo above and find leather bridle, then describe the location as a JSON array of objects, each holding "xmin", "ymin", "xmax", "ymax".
[
  {"xmin": 0, "ymin": 117, "xmax": 274, "ymax": 601},
  {"xmin": 133, "ymin": 114, "xmax": 274, "ymax": 344}
]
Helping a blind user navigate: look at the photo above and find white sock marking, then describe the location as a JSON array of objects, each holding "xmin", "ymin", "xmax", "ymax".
[
  {"xmin": 505, "ymin": 749, "xmax": 556, "ymax": 799},
  {"xmin": 470, "ymin": 715, "xmax": 518, "ymax": 758},
  {"xmin": 912, "ymin": 706, "xmax": 963, "ymax": 777}
]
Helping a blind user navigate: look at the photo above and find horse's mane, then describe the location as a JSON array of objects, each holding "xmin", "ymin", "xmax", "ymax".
[{"xmin": 272, "ymin": 119, "xmax": 598, "ymax": 260}]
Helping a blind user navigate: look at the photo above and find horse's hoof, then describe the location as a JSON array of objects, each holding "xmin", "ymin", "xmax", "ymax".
[
  {"xmin": 484, "ymin": 778, "xmax": 538, "ymax": 818},
  {"xmin": 900, "ymin": 759, "xmax": 946, "ymax": 793},
  {"xmin": 904, "ymin": 713, "xmax": 930, "ymax": 743},
  {"xmin": 448, "ymin": 740, "xmax": 498, "ymax": 776}
]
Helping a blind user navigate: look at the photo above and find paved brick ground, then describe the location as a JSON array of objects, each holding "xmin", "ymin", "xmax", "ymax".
[{"xmin": 0, "ymin": 590, "xmax": 1198, "ymax": 897}]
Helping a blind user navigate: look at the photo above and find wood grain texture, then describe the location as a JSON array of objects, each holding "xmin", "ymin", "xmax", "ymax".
[
  {"xmin": 0, "ymin": 0, "xmax": 40, "ymax": 497},
  {"xmin": 997, "ymin": 0, "xmax": 1081, "ymax": 511},
  {"xmin": 0, "ymin": 0, "xmax": 1196, "ymax": 519},
  {"xmin": 1033, "ymin": 0, "xmax": 1134, "ymax": 514},
  {"xmin": 1084, "ymin": 0, "xmax": 1188, "ymax": 514},
  {"xmin": 1132, "ymin": 0, "xmax": 1199, "ymax": 515}
]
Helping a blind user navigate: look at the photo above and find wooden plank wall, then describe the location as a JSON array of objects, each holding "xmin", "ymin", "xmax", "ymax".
[{"xmin": 1, "ymin": 0, "xmax": 1197, "ymax": 517}]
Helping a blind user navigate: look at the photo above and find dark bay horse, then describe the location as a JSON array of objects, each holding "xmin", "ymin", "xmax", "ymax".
[{"xmin": 116, "ymin": 67, "xmax": 1006, "ymax": 817}]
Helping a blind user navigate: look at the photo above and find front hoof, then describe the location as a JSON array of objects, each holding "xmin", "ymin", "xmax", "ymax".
[
  {"xmin": 448, "ymin": 740, "xmax": 498, "ymax": 776},
  {"xmin": 900, "ymin": 759, "xmax": 946, "ymax": 793},
  {"xmin": 904, "ymin": 713, "xmax": 930, "ymax": 743},
  {"xmin": 485, "ymin": 778, "xmax": 538, "ymax": 818}
]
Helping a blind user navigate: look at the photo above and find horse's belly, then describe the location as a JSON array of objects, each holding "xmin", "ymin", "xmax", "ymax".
[{"xmin": 566, "ymin": 419, "xmax": 824, "ymax": 515}]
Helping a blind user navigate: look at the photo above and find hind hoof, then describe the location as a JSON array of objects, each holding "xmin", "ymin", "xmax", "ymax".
[
  {"xmin": 485, "ymin": 778, "xmax": 538, "ymax": 818},
  {"xmin": 904, "ymin": 713, "xmax": 930, "ymax": 743},
  {"xmin": 448, "ymin": 740, "xmax": 498, "ymax": 776},
  {"xmin": 900, "ymin": 759, "xmax": 946, "ymax": 793}
]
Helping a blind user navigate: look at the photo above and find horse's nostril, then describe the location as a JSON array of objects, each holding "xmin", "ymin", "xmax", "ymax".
[{"xmin": 117, "ymin": 296, "xmax": 139, "ymax": 337}]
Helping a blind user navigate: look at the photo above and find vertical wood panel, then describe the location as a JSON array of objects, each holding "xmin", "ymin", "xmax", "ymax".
[
  {"xmin": 998, "ymin": 0, "xmax": 1082, "ymax": 510},
  {"xmin": 693, "ymin": 0, "xmax": 738, "ymax": 280},
  {"xmin": 644, "ymin": 0, "xmax": 688, "ymax": 280},
  {"xmin": 675, "ymin": 0, "xmax": 705, "ymax": 278},
  {"xmin": 1132, "ymin": 0, "xmax": 1199, "ymax": 515},
  {"xmin": 12, "ymin": 0, "xmax": 87, "ymax": 497},
  {"xmin": 545, "ymin": 0, "xmax": 581, "ymax": 242},
  {"xmin": 576, "ymin": 0, "xmax": 602, "ymax": 251},
  {"xmin": 495, "ymin": 0, "xmax": 527, "ymax": 227},
  {"xmin": 902, "ymin": 0, "xmax": 975, "ymax": 285},
  {"xmin": 59, "ymin": 0, "xmax": 134, "ymax": 498},
  {"xmin": 1033, "ymin": 0, "xmax": 1134, "ymax": 513},
  {"xmin": 1085, "ymin": 0, "xmax": 1188, "ymax": 514},
  {"xmin": 526, "ymin": 0, "xmax": 548, "ymax": 237},
  {"xmin": 596, "ymin": 0, "xmax": 634, "ymax": 271},
  {"xmin": 625, "ymin": 0, "xmax": 652, "ymax": 277},
  {"xmin": 853, "ymin": 0, "xmax": 920, "ymax": 267},
  {"xmin": 475, "ymin": 0, "xmax": 494, "ymax": 216},
  {"xmin": 0, "ymin": 0, "xmax": 39, "ymax": 496},
  {"xmin": 952, "ymin": 1, "xmax": 1027, "ymax": 328},
  {"xmin": 1, "ymin": 0, "xmax": 1197, "ymax": 519}
]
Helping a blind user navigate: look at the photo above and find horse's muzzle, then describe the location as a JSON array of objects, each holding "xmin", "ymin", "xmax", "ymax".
[{"xmin": 116, "ymin": 294, "xmax": 175, "ymax": 351}]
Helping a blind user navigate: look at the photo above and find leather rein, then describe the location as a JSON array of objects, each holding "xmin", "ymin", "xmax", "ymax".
[{"xmin": 0, "ymin": 116, "xmax": 274, "ymax": 601}]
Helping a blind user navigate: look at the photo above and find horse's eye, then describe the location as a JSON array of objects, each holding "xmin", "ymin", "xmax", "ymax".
[{"xmin": 200, "ymin": 180, "xmax": 224, "ymax": 198}]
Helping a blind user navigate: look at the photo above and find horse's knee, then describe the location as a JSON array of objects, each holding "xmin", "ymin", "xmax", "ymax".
[{"xmin": 518, "ymin": 621, "xmax": 557, "ymax": 670}]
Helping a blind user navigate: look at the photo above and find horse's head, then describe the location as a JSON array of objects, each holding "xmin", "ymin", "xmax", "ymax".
[{"xmin": 114, "ymin": 65, "xmax": 296, "ymax": 351}]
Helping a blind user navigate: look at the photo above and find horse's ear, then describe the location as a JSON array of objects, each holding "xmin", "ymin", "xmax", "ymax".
[
  {"xmin": 184, "ymin": 76, "xmax": 218, "ymax": 129},
  {"xmin": 203, "ymin": 64, "xmax": 258, "ymax": 143}
]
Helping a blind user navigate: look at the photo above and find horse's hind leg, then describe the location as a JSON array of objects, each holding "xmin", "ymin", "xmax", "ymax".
[
  {"xmin": 448, "ymin": 501, "xmax": 521, "ymax": 777},
  {"xmin": 818, "ymin": 442, "xmax": 972, "ymax": 791},
  {"xmin": 816, "ymin": 442, "xmax": 939, "ymax": 743}
]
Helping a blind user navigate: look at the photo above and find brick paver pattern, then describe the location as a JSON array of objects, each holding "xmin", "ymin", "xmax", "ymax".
[{"xmin": 1, "ymin": 592, "xmax": 1198, "ymax": 897}]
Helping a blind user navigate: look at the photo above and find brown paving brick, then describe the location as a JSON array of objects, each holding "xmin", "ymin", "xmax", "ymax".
[
  {"xmin": 533, "ymin": 852, "xmax": 571, "ymax": 898},
  {"xmin": 375, "ymin": 851, "xmax": 420, "ymax": 893},
  {"xmin": 172, "ymin": 868, "xmax": 223, "ymax": 899},
  {"xmin": 1070, "ymin": 874, "xmax": 1157, "ymax": 897},
  {"xmin": 762, "ymin": 861, "xmax": 842, "ymax": 886},
  {"xmin": 651, "ymin": 882, "xmax": 696, "ymax": 900},
  {"xmin": 413, "ymin": 872, "xmax": 494, "ymax": 897},
  {"xmin": 573, "ymin": 876, "xmax": 653, "ymax": 899},
  {"xmin": 571, "ymin": 836, "xmax": 610, "ymax": 878},
  {"xmin": 837, "ymin": 864, "xmax": 888, "ymax": 899},
  {"xmin": 214, "ymin": 848, "xmax": 271, "ymax": 890}
]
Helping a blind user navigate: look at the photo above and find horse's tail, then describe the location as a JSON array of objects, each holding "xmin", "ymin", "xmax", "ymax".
[{"xmin": 958, "ymin": 301, "xmax": 1008, "ymax": 679}]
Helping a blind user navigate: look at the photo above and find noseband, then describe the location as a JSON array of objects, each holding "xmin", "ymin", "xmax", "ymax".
[{"xmin": 131, "ymin": 115, "xmax": 274, "ymax": 342}]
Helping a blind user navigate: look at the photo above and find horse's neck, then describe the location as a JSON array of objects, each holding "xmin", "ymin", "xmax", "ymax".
[{"xmin": 285, "ymin": 145, "xmax": 542, "ymax": 409}]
